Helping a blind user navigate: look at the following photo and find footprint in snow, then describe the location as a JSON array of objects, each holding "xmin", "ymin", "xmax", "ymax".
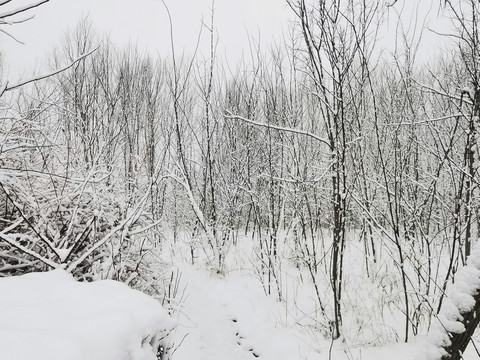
[{"xmin": 231, "ymin": 318, "xmax": 260, "ymax": 358}]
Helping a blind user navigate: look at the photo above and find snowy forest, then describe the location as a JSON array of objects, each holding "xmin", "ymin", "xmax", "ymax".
[{"xmin": 2, "ymin": 0, "xmax": 480, "ymax": 359}]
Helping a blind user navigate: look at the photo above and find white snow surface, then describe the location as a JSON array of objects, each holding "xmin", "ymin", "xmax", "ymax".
[
  {"xmin": 166, "ymin": 236, "xmax": 480, "ymax": 360},
  {"xmin": 5, "ymin": 237, "xmax": 480, "ymax": 360},
  {"xmin": 168, "ymin": 243, "xmax": 424, "ymax": 360},
  {"xmin": 0, "ymin": 269, "xmax": 175, "ymax": 360},
  {"xmin": 417, "ymin": 247, "xmax": 480, "ymax": 360}
]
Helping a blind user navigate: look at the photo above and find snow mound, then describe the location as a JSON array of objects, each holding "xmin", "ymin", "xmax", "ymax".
[
  {"xmin": 417, "ymin": 247, "xmax": 480, "ymax": 360},
  {"xmin": 0, "ymin": 270, "xmax": 175, "ymax": 360}
]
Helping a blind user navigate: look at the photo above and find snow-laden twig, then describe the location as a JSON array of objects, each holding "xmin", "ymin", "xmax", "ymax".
[
  {"xmin": 0, "ymin": 0, "xmax": 49, "ymax": 20},
  {"xmin": 0, "ymin": 232, "xmax": 61, "ymax": 269},
  {"xmin": 0, "ymin": 218, "xmax": 23, "ymax": 234},
  {"xmin": 415, "ymin": 82, "xmax": 472, "ymax": 105},
  {"xmin": 166, "ymin": 168, "xmax": 216, "ymax": 253},
  {"xmin": 0, "ymin": 181, "xmax": 61, "ymax": 259},
  {"xmin": 0, "ymin": 45, "xmax": 99, "ymax": 96},
  {"xmin": 224, "ymin": 111, "xmax": 331, "ymax": 147},
  {"xmin": 0, "ymin": 166, "xmax": 111, "ymax": 184},
  {"xmin": 61, "ymin": 216, "xmax": 96, "ymax": 264},
  {"xmin": 65, "ymin": 190, "xmax": 150, "ymax": 273},
  {"xmin": 384, "ymin": 113, "xmax": 464, "ymax": 126},
  {"xmin": 0, "ymin": 0, "xmax": 49, "ymax": 43},
  {"xmin": 127, "ymin": 219, "xmax": 163, "ymax": 237}
]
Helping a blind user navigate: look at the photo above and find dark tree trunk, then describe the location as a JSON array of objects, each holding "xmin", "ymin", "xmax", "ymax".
[{"xmin": 441, "ymin": 290, "xmax": 480, "ymax": 359}]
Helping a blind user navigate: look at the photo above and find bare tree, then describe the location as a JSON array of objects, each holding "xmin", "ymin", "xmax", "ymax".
[{"xmin": 285, "ymin": 0, "xmax": 381, "ymax": 339}]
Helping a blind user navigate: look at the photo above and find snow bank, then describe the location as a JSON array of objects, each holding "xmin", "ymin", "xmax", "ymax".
[
  {"xmin": 0, "ymin": 270, "xmax": 175, "ymax": 360},
  {"xmin": 418, "ymin": 248, "xmax": 480, "ymax": 360}
]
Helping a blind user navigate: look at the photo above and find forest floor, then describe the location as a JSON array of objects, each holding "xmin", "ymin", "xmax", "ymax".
[{"xmin": 166, "ymin": 236, "xmax": 429, "ymax": 360}]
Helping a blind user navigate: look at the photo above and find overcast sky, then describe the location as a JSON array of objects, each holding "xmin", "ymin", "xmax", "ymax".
[{"xmin": 0, "ymin": 0, "xmax": 451, "ymax": 81}]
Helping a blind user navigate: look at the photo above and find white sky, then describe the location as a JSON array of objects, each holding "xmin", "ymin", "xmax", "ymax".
[
  {"xmin": 0, "ymin": 0, "xmax": 454, "ymax": 81},
  {"xmin": 0, "ymin": 0, "xmax": 292, "ymax": 80}
]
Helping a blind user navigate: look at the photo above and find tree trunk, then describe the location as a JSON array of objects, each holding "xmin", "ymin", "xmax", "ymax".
[
  {"xmin": 431, "ymin": 250, "xmax": 480, "ymax": 359},
  {"xmin": 442, "ymin": 291, "xmax": 480, "ymax": 359}
]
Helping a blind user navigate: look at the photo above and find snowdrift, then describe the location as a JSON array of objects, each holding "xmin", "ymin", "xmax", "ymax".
[{"xmin": 0, "ymin": 270, "xmax": 175, "ymax": 360}]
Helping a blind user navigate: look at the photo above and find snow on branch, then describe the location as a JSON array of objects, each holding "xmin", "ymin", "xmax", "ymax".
[
  {"xmin": 165, "ymin": 168, "xmax": 216, "ymax": 253},
  {"xmin": 0, "ymin": 45, "xmax": 99, "ymax": 96},
  {"xmin": 0, "ymin": 0, "xmax": 50, "ymax": 44},
  {"xmin": 0, "ymin": 0, "xmax": 49, "ymax": 20},
  {"xmin": 65, "ymin": 190, "xmax": 150, "ymax": 273},
  {"xmin": 0, "ymin": 232, "xmax": 61, "ymax": 269},
  {"xmin": 224, "ymin": 111, "xmax": 331, "ymax": 147},
  {"xmin": 420, "ymin": 247, "xmax": 480, "ymax": 360},
  {"xmin": 415, "ymin": 82, "xmax": 473, "ymax": 106},
  {"xmin": 384, "ymin": 113, "xmax": 464, "ymax": 126}
]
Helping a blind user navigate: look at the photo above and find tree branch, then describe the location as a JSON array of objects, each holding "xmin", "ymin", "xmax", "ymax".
[
  {"xmin": 0, "ymin": 232, "xmax": 61, "ymax": 269},
  {"xmin": 224, "ymin": 111, "xmax": 331, "ymax": 147},
  {"xmin": 1, "ymin": 45, "xmax": 99, "ymax": 95},
  {"xmin": 0, "ymin": 0, "xmax": 49, "ymax": 19}
]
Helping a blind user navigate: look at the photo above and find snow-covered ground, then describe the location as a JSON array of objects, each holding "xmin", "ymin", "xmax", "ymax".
[
  {"xmin": 170, "ymin": 262, "xmax": 423, "ymax": 360},
  {"xmin": 0, "ymin": 270, "xmax": 175, "ymax": 360},
  {"xmin": 166, "ymin": 236, "xmax": 430, "ymax": 360},
  {"xmin": 3, "ymin": 233, "xmax": 480, "ymax": 360}
]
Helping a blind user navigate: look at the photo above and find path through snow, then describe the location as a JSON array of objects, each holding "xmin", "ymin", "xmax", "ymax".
[
  {"xmin": 171, "ymin": 264, "xmax": 321, "ymax": 360},
  {"xmin": 166, "ymin": 243, "xmax": 423, "ymax": 360}
]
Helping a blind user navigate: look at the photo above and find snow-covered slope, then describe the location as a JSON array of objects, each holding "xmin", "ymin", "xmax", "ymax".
[{"xmin": 0, "ymin": 270, "xmax": 175, "ymax": 360}]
